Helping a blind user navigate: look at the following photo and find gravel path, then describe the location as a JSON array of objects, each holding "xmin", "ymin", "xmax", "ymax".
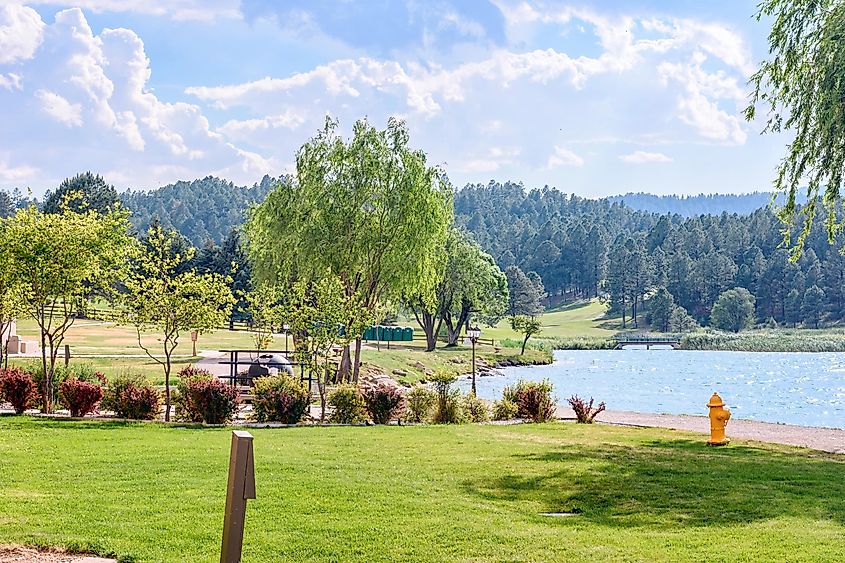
[{"xmin": 556, "ymin": 407, "xmax": 845, "ymax": 454}]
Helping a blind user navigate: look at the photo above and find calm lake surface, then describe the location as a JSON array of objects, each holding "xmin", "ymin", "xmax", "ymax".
[{"xmin": 464, "ymin": 349, "xmax": 845, "ymax": 429}]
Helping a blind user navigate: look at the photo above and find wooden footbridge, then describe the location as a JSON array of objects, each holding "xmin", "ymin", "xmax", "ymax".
[{"xmin": 613, "ymin": 334, "xmax": 681, "ymax": 350}]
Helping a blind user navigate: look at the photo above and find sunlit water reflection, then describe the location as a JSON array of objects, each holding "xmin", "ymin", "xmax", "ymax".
[{"xmin": 461, "ymin": 349, "xmax": 845, "ymax": 429}]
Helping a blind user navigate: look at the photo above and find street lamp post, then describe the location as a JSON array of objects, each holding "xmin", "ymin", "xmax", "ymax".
[
  {"xmin": 283, "ymin": 323, "xmax": 290, "ymax": 354},
  {"xmin": 467, "ymin": 325, "xmax": 481, "ymax": 396}
]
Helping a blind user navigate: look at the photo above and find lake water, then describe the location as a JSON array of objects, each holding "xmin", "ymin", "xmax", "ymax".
[{"xmin": 463, "ymin": 349, "xmax": 845, "ymax": 429}]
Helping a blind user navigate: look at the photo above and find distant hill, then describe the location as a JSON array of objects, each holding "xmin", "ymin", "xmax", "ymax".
[
  {"xmin": 607, "ymin": 192, "xmax": 780, "ymax": 216},
  {"xmin": 121, "ymin": 175, "xmax": 282, "ymax": 245}
]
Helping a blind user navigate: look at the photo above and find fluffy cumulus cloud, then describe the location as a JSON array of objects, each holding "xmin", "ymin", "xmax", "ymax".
[
  {"xmin": 184, "ymin": 1, "xmax": 757, "ymax": 186},
  {"xmin": 0, "ymin": 6, "xmax": 269, "ymax": 190},
  {"xmin": 0, "ymin": 1, "xmax": 768, "ymax": 194}
]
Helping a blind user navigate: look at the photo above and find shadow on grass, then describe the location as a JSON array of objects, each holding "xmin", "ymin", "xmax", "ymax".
[{"xmin": 462, "ymin": 438, "xmax": 845, "ymax": 528}]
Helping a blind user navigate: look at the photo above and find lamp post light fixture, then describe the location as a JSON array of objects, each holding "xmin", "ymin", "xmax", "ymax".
[
  {"xmin": 467, "ymin": 325, "xmax": 481, "ymax": 396},
  {"xmin": 283, "ymin": 323, "xmax": 290, "ymax": 354}
]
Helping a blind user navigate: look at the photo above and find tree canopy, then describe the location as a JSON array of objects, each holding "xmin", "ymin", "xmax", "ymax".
[
  {"xmin": 246, "ymin": 117, "xmax": 453, "ymax": 379},
  {"xmin": 42, "ymin": 172, "xmax": 119, "ymax": 215},
  {"xmin": 746, "ymin": 0, "xmax": 845, "ymax": 249}
]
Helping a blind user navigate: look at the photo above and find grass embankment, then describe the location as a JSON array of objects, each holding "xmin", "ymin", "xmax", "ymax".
[
  {"xmin": 0, "ymin": 417, "xmax": 842, "ymax": 562},
  {"xmin": 360, "ymin": 341, "xmax": 550, "ymax": 384},
  {"xmin": 681, "ymin": 328, "xmax": 845, "ymax": 352}
]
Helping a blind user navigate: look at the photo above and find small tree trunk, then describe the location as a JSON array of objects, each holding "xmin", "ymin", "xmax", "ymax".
[
  {"xmin": 164, "ymin": 351, "xmax": 172, "ymax": 422},
  {"xmin": 520, "ymin": 334, "xmax": 528, "ymax": 355},
  {"xmin": 338, "ymin": 345, "xmax": 351, "ymax": 382},
  {"xmin": 39, "ymin": 327, "xmax": 51, "ymax": 413},
  {"xmin": 352, "ymin": 337, "xmax": 362, "ymax": 384}
]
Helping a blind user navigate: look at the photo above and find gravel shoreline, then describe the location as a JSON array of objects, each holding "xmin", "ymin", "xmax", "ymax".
[{"xmin": 556, "ymin": 407, "xmax": 845, "ymax": 454}]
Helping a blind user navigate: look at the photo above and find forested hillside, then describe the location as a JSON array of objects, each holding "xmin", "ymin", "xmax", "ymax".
[
  {"xmin": 6, "ymin": 174, "xmax": 842, "ymax": 330},
  {"xmin": 609, "ymin": 192, "xmax": 778, "ymax": 216},
  {"xmin": 120, "ymin": 175, "xmax": 281, "ymax": 245},
  {"xmin": 456, "ymin": 182, "xmax": 845, "ymax": 329}
]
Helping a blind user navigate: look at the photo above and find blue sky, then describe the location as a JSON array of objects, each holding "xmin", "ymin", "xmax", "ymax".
[{"xmin": 0, "ymin": 1, "xmax": 786, "ymax": 197}]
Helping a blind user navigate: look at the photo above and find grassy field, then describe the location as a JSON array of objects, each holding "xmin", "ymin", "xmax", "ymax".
[{"xmin": 0, "ymin": 417, "xmax": 842, "ymax": 562}]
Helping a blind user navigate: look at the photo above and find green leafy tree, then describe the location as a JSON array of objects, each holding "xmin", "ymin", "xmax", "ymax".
[
  {"xmin": 407, "ymin": 229, "xmax": 508, "ymax": 350},
  {"xmin": 244, "ymin": 283, "xmax": 285, "ymax": 350},
  {"xmin": 0, "ymin": 204, "xmax": 132, "ymax": 412},
  {"xmin": 710, "ymin": 288, "xmax": 756, "ymax": 333},
  {"xmin": 668, "ymin": 305, "xmax": 698, "ymax": 333},
  {"xmin": 246, "ymin": 117, "xmax": 452, "ymax": 382},
  {"xmin": 284, "ymin": 276, "xmax": 370, "ymax": 420},
  {"xmin": 746, "ymin": 0, "xmax": 845, "ymax": 251},
  {"xmin": 801, "ymin": 285, "xmax": 826, "ymax": 328},
  {"xmin": 511, "ymin": 315, "xmax": 542, "ymax": 355},
  {"xmin": 43, "ymin": 172, "xmax": 119, "ymax": 215},
  {"xmin": 120, "ymin": 224, "xmax": 234, "ymax": 421},
  {"xmin": 648, "ymin": 287, "xmax": 674, "ymax": 333}
]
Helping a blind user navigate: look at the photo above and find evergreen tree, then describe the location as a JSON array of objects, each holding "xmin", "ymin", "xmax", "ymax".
[
  {"xmin": 801, "ymin": 285, "xmax": 826, "ymax": 328},
  {"xmin": 43, "ymin": 172, "xmax": 119, "ymax": 215},
  {"xmin": 648, "ymin": 287, "xmax": 674, "ymax": 332},
  {"xmin": 784, "ymin": 288, "xmax": 802, "ymax": 328}
]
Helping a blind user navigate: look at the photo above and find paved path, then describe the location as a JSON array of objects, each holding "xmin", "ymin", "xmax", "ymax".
[{"xmin": 556, "ymin": 407, "xmax": 845, "ymax": 454}]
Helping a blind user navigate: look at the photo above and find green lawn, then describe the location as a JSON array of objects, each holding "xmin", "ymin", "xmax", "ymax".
[{"xmin": 0, "ymin": 417, "xmax": 842, "ymax": 562}]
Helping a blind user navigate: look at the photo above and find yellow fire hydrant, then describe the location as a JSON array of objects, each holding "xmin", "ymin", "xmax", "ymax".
[{"xmin": 707, "ymin": 392, "xmax": 731, "ymax": 446}]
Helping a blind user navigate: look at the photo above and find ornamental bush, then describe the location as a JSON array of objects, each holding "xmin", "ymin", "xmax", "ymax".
[
  {"xmin": 101, "ymin": 373, "xmax": 160, "ymax": 420},
  {"xmin": 567, "ymin": 395, "xmax": 606, "ymax": 424},
  {"xmin": 328, "ymin": 384, "xmax": 366, "ymax": 424},
  {"xmin": 185, "ymin": 378, "xmax": 240, "ymax": 424},
  {"xmin": 359, "ymin": 382, "xmax": 405, "ymax": 424},
  {"xmin": 173, "ymin": 365, "xmax": 214, "ymax": 422},
  {"xmin": 462, "ymin": 394, "xmax": 490, "ymax": 423},
  {"xmin": 492, "ymin": 398, "xmax": 518, "ymax": 420},
  {"xmin": 252, "ymin": 374, "xmax": 310, "ymax": 423},
  {"xmin": 59, "ymin": 378, "xmax": 104, "ymax": 417},
  {"xmin": 0, "ymin": 367, "xmax": 37, "ymax": 414},
  {"xmin": 430, "ymin": 371, "xmax": 465, "ymax": 424},
  {"xmin": 404, "ymin": 385, "xmax": 436, "ymax": 423},
  {"xmin": 503, "ymin": 379, "xmax": 556, "ymax": 423}
]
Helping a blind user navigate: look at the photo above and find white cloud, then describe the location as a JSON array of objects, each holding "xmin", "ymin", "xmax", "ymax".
[
  {"xmin": 546, "ymin": 146, "xmax": 583, "ymax": 168},
  {"xmin": 35, "ymin": 90, "xmax": 83, "ymax": 126},
  {"xmin": 0, "ymin": 157, "xmax": 39, "ymax": 183},
  {"xmin": 0, "ymin": 7, "xmax": 271, "ymax": 191},
  {"xmin": 658, "ymin": 53, "xmax": 747, "ymax": 144},
  {"xmin": 0, "ymin": 72, "xmax": 22, "ymax": 90},
  {"xmin": 27, "ymin": 1, "xmax": 241, "ymax": 21},
  {"xmin": 0, "ymin": 3, "xmax": 45, "ymax": 64},
  {"xmin": 619, "ymin": 151, "xmax": 672, "ymax": 164}
]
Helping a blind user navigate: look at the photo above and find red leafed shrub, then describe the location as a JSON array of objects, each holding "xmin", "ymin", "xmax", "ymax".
[
  {"xmin": 59, "ymin": 378, "xmax": 104, "ymax": 417},
  {"xmin": 186, "ymin": 378, "xmax": 240, "ymax": 424},
  {"xmin": 359, "ymin": 382, "xmax": 405, "ymax": 424},
  {"xmin": 0, "ymin": 367, "xmax": 37, "ymax": 414},
  {"xmin": 102, "ymin": 374, "xmax": 160, "ymax": 420},
  {"xmin": 567, "ymin": 395, "xmax": 606, "ymax": 424},
  {"xmin": 174, "ymin": 365, "xmax": 214, "ymax": 422}
]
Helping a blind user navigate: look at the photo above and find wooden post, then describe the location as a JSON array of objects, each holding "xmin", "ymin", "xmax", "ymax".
[
  {"xmin": 64, "ymin": 344, "xmax": 70, "ymax": 367},
  {"xmin": 191, "ymin": 330, "xmax": 198, "ymax": 357},
  {"xmin": 221, "ymin": 431, "xmax": 256, "ymax": 563}
]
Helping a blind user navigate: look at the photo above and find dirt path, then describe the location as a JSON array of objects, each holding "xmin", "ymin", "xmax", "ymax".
[{"xmin": 556, "ymin": 407, "xmax": 845, "ymax": 454}]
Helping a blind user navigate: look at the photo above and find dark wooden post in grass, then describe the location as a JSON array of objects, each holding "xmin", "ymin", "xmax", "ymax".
[{"xmin": 221, "ymin": 431, "xmax": 256, "ymax": 563}]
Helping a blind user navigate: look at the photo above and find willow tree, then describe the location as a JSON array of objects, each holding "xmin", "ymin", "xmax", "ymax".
[
  {"xmin": 0, "ymin": 204, "xmax": 133, "ymax": 412},
  {"xmin": 407, "ymin": 228, "xmax": 508, "ymax": 350},
  {"xmin": 747, "ymin": 0, "xmax": 845, "ymax": 253},
  {"xmin": 246, "ymin": 117, "xmax": 453, "ymax": 381}
]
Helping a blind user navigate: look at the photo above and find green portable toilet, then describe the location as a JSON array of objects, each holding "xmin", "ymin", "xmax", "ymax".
[
  {"xmin": 402, "ymin": 327, "xmax": 413, "ymax": 341},
  {"xmin": 377, "ymin": 325, "xmax": 387, "ymax": 341},
  {"xmin": 387, "ymin": 326, "xmax": 398, "ymax": 341}
]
